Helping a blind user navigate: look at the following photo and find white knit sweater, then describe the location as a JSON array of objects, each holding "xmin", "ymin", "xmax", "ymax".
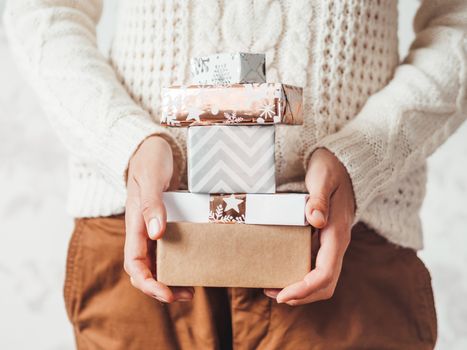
[{"xmin": 4, "ymin": 0, "xmax": 466, "ymax": 249}]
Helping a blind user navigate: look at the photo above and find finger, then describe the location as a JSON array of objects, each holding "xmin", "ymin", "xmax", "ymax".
[
  {"xmin": 283, "ymin": 289, "xmax": 333, "ymax": 306},
  {"xmin": 128, "ymin": 261, "xmax": 174, "ymax": 302},
  {"xmin": 126, "ymin": 242, "xmax": 194, "ymax": 302},
  {"xmin": 279, "ymin": 182, "xmax": 352, "ymax": 305},
  {"xmin": 171, "ymin": 286, "xmax": 195, "ymax": 301},
  {"xmin": 305, "ymin": 160, "xmax": 336, "ymax": 229},
  {"xmin": 125, "ymin": 231, "xmax": 174, "ymax": 302},
  {"xmin": 264, "ymin": 288, "xmax": 281, "ymax": 299},
  {"xmin": 125, "ymin": 177, "xmax": 174, "ymax": 302},
  {"xmin": 136, "ymin": 177, "xmax": 167, "ymax": 240},
  {"xmin": 305, "ymin": 199, "xmax": 328, "ymax": 228},
  {"xmin": 126, "ymin": 177, "xmax": 194, "ymax": 303},
  {"xmin": 276, "ymin": 218, "xmax": 344, "ymax": 304},
  {"xmin": 275, "ymin": 266, "xmax": 336, "ymax": 304}
]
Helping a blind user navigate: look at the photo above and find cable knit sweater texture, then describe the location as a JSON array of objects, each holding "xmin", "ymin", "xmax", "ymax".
[{"xmin": 4, "ymin": 0, "xmax": 467, "ymax": 249}]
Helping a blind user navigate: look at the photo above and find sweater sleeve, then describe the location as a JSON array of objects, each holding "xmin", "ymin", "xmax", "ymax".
[
  {"xmin": 3, "ymin": 0, "xmax": 186, "ymax": 190},
  {"xmin": 304, "ymin": 0, "xmax": 467, "ymax": 218}
]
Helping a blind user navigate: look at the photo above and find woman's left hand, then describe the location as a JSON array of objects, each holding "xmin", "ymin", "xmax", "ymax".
[{"xmin": 264, "ymin": 148, "xmax": 356, "ymax": 305}]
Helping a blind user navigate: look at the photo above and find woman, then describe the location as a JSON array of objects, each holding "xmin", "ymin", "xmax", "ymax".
[{"xmin": 4, "ymin": 0, "xmax": 466, "ymax": 348}]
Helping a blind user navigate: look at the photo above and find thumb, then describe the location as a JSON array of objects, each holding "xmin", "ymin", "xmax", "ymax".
[
  {"xmin": 305, "ymin": 168, "xmax": 335, "ymax": 229},
  {"xmin": 139, "ymin": 182, "xmax": 167, "ymax": 240}
]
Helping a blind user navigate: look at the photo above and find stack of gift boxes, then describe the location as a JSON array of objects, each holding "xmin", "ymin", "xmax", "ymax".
[{"xmin": 157, "ymin": 53, "xmax": 312, "ymax": 288}]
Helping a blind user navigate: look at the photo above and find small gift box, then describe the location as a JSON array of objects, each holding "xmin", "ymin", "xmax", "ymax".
[
  {"xmin": 163, "ymin": 192, "xmax": 308, "ymax": 226},
  {"xmin": 157, "ymin": 222, "xmax": 312, "ymax": 288},
  {"xmin": 191, "ymin": 52, "xmax": 266, "ymax": 85},
  {"xmin": 187, "ymin": 125, "xmax": 275, "ymax": 193},
  {"xmin": 160, "ymin": 83, "xmax": 303, "ymax": 126}
]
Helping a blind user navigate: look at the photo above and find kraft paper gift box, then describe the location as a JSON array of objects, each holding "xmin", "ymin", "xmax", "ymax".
[
  {"xmin": 163, "ymin": 192, "xmax": 308, "ymax": 225},
  {"xmin": 187, "ymin": 125, "xmax": 275, "ymax": 193},
  {"xmin": 156, "ymin": 222, "xmax": 312, "ymax": 288},
  {"xmin": 160, "ymin": 83, "xmax": 303, "ymax": 126},
  {"xmin": 190, "ymin": 52, "xmax": 266, "ymax": 85}
]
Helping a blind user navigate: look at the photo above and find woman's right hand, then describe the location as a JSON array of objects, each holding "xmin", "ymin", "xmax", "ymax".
[{"xmin": 124, "ymin": 135, "xmax": 194, "ymax": 303}]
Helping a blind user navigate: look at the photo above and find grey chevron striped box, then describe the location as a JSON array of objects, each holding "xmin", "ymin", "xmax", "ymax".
[{"xmin": 187, "ymin": 125, "xmax": 275, "ymax": 193}]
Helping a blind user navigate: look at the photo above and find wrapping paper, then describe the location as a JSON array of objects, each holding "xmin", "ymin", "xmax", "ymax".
[
  {"xmin": 187, "ymin": 125, "xmax": 275, "ymax": 193},
  {"xmin": 160, "ymin": 83, "xmax": 303, "ymax": 126},
  {"xmin": 163, "ymin": 192, "xmax": 308, "ymax": 226},
  {"xmin": 190, "ymin": 52, "xmax": 266, "ymax": 85},
  {"xmin": 157, "ymin": 222, "xmax": 312, "ymax": 288}
]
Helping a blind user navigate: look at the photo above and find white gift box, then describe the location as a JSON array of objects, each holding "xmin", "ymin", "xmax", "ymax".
[
  {"xmin": 191, "ymin": 52, "xmax": 266, "ymax": 85},
  {"xmin": 163, "ymin": 192, "xmax": 308, "ymax": 226},
  {"xmin": 187, "ymin": 125, "xmax": 276, "ymax": 193}
]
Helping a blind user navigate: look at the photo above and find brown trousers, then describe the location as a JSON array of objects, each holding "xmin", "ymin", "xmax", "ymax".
[{"xmin": 64, "ymin": 216, "xmax": 437, "ymax": 350}]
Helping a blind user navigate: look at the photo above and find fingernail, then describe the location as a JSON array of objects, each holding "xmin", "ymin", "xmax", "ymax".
[
  {"xmin": 311, "ymin": 210, "xmax": 325, "ymax": 224},
  {"xmin": 275, "ymin": 294, "xmax": 287, "ymax": 304},
  {"xmin": 175, "ymin": 290, "xmax": 193, "ymax": 300},
  {"xmin": 148, "ymin": 218, "xmax": 161, "ymax": 237},
  {"xmin": 155, "ymin": 296, "xmax": 168, "ymax": 303},
  {"xmin": 264, "ymin": 290, "xmax": 279, "ymax": 298}
]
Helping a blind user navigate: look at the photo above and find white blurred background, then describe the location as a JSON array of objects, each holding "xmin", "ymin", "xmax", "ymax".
[{"xmin": 0, "ymin": 1, "xmax": 466, "ymax": 349}]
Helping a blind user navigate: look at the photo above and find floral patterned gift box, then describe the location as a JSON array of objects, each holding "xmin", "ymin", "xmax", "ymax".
[
  {"xmin": 160, "ymin": 83, "xmax": 303, "ymax": 126},
  {"xmin": 159, "ymin": 192, "xmax": 311, "ymax": 287},
  {"xmin": 162, "ymin": 191, "xmax": 309, "ymax": 226}
]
